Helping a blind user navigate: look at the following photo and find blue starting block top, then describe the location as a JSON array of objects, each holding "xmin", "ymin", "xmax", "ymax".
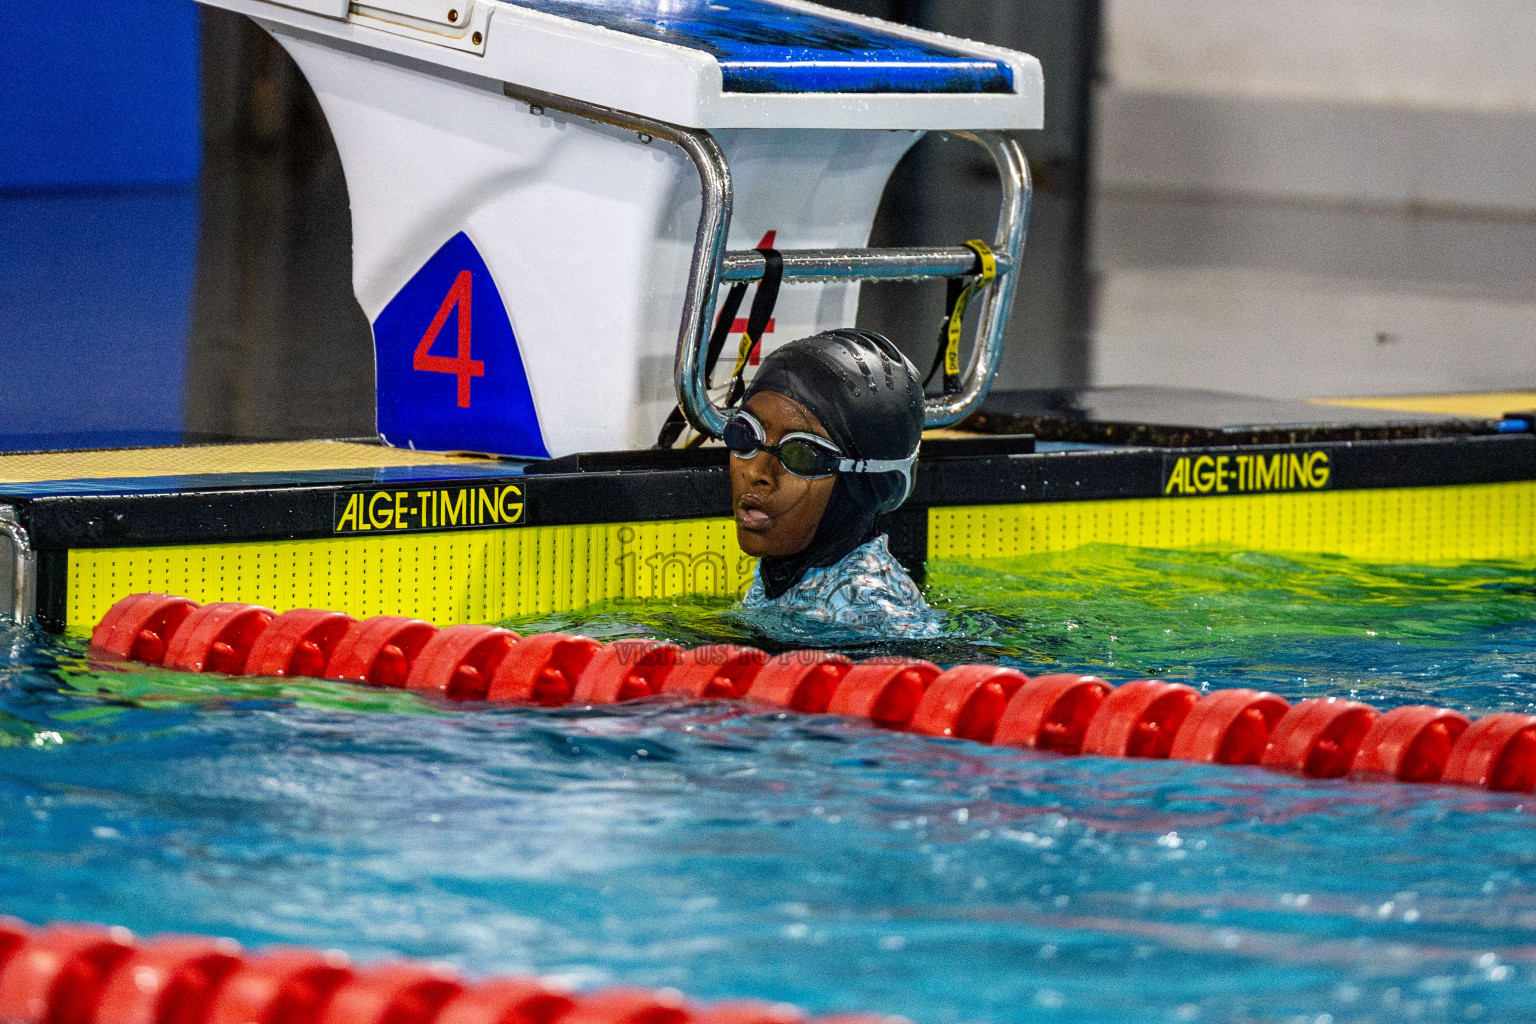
[{"xmin": 504, "ymin": 0, "xmax": 1014, "ymax": 94}]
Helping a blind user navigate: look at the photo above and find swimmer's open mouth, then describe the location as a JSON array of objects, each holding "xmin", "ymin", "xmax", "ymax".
[{"xmin": 736, "ymin": 497, "xmax": 772, "ymax": 529}]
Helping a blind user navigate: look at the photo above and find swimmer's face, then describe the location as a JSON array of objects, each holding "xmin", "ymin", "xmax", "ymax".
[{"xmin": 730, "ymin": 391, "xmax": 838, "ymax": 558}]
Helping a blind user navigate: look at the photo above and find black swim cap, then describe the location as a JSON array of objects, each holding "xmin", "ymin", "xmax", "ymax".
[{"xmin": 745, "ymin": 328, "xmax": 923, "ymax": 515}]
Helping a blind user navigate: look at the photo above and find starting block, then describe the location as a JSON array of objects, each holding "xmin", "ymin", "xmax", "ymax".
[
  {"xmin": 4, "ymin": 7, "xmax": 1535, "ymax": 638},
  {"xmin": 197, "ymin": 0, "xmax": 1042, "ymax": 456}
]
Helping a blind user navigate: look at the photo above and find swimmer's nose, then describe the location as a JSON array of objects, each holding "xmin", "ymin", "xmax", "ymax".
[{"xmin": 746, "ymin": 450, "xmax": 777, "ymax": 489}]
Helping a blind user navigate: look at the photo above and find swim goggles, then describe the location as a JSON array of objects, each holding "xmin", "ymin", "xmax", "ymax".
[{"xmin": 722, "ymin": 410, "xmax": 917, "ymax": 488}]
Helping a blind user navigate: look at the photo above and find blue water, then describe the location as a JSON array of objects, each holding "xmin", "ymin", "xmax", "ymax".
[{"xmin": 3, "ymin": 547, "xmax": 1536, "ymax": 1024}]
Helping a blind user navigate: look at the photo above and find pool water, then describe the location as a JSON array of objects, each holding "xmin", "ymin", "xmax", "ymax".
[{"xmin": 3, "ymin": 546, "xmax": 1536, "ymax": 1024}]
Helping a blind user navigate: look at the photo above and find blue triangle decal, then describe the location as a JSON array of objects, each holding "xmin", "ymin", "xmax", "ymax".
[{"xmin": 372, "ymin": 232, "xmax": 550, "ymax": 458}]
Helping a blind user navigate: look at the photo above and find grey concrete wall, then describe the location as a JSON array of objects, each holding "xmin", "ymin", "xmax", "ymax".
[
  {"xmin": 1092, "ymin": 0, "xmax": 1536, "ymax": 399},
  {"xmin": 1098, "ymin": 0, "xmax": 1536, "ymax": 212}
]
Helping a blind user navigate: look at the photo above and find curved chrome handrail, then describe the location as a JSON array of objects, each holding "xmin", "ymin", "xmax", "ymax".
[
  {"xmin": 502, "ymin": 84, "xmax": 1031, "ymax": 439},
  {"xmin": 0, "ymin": 505, "xmax": 35, "ymax": 625},
  {"xmin": 922, "ymin": 131, "xmax": 1032, "ymax": 428}
]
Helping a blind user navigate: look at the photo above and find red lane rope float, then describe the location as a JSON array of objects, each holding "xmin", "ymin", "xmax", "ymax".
[
  {"xmin": 1080, "ymin": 681, "xmax": 1198, "ymax": 760},
  {"xmin": 487, "ymin": 634, "xmax": 602, "ymax": 705},
  {"xmin": 326, "ymin": 617, "xmax": 439, "ymax": 689},
  {"xmin": 746, "ymin": 653, "xmax": 852, "ymax": 714},
  {"xmin": 0, "ymin": 923, "xmax": 136, "ymax": 1024},
  {"xmin": 434, "ymin": 978, "xmax": 574, "ymax": 1024},
  {"xmin": 204, "ymin": 948, "xmax": 354, "ymax": 1024},
  {"xmin": 0, "ymin": 920, "xmax": 23, "ymax": 975},
  {"xmin": 1442, "ymin": 713, "xmax": 1536, "ymax": 791},
  {"xmin": 663, "ymin": 646, "xmax": 770, "ymax": 700},
  {"xmin": 93, "ymin": 936, "xmax": 244, "ymax": 1024},
  {"xmin": 0, "ymin": 920, "xmax": 890, "ymax": 1024},
  {"xmin": 994, "ymin": 673, "xmax": 1110, "ymax": 753},
  {"xmin": 85, "ymin": 594, "xmax": 1536, "ymax": 794},
  {"xmin": 247, "ymin": 610, "xmax": 360, "ymax": 680},
  {"xmin": 1168, "ymin": 688, "xmax": 1289, "ymax": 766},
  {"xmin": 317, "ymin": 963, "xmax": 464, "ymax": 1024},
  {"xmin": 407, "ymin": 626, "xmax": 521, "ymax": 700},
  {"xmin": 909, "ymin": 665, "xmax": 1026, "ymax": 743},
  {"xmin": 88, "ymin": 594, "xmax": 199, "ymax": 666},
  {"xmin": 690, "ymin": 1003, "xmax": 804, "ymax": 1024},
  {"xmin": 826, "ymin": 659, "xmax": 939, "ymax": 730},
  {"xmin": 163, "ymin": 604, "xmax": 276, "ymax": 676},
  {"xmin": 1352, "ymin": 705, "xmax": 1470, "ymax": 783},
  {"xmin": 572, "ymin": 641, "xmax": 682, "ymax": 704},
  {"xmin": 1260, "ymin": 697, "xmax": 1378, "ymax": 779},
  {"xmin": 559, "ymin": 990, "xmax": 689, "ymax": 1024}
]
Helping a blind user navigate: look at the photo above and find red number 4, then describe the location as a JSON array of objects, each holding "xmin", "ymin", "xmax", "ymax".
[{"xmin": 413, "ymin": 269, "xmax": 485, "ymax": 407}]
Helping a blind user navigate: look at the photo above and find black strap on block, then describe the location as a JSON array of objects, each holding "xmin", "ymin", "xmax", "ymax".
[
  {"xmin": 655, "ymin": 247, "xmax": 783, "ymax": 448},
  {"xmin": 924, "ymin": 240, "xmax": 996, "ymax": 396},
  {"xmin": 726, "ymin": 247, "xmax": 783, "ymax": 408}
]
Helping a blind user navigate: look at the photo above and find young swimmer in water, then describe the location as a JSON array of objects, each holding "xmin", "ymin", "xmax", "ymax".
[{"xmin": 726, "ymin": 329, "xmax": 941, "ymax": 637}]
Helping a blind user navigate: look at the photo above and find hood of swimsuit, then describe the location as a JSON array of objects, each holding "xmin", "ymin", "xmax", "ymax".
[{"xmin": 745, "ymin": 329, "xmax": 924, "ymax": 599}]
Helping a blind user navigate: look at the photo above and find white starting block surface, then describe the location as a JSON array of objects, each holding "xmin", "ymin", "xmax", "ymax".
[{"xmin": 202, "ymin": 0, "xmax": 1043, "ymax": 457}]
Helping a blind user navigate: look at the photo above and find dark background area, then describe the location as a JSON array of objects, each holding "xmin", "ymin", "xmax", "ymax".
[
  {"xmin": 188, "ymin": 9, "xmax": 376, "ymax": 441},
  {"xmin": 9, "ymin": 2, "xmax": 1522, "ymax": 452},
  {"xmin": 836, "ymin": 1, "xmax": 1100, "ymax": 395},
  {"xmin": 185, "ymin": 0, "xmax": 1100, "ymax": 443},
  {"xmin": 0, "ymin": 2, "xmax": 1097, "ymax": 448}
]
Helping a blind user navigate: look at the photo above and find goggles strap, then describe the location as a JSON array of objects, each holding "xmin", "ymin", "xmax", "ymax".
[
  {"xmin": 841, "ymin": 451, "xmax": 917, "ymax": 507},
  {"xmin": 838, "ymin": 455, "xmax": 917, "ymax": 475},
  {"xmin": 727, "ymin": 246, "xmax": 783, "ymax": 407},
  {"xmin": 925, "ymin": 239, "xmax": 996, "ymax": 396}
]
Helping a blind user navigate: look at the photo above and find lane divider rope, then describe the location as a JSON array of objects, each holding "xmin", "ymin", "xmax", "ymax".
[
  {"xmin": 87, "ymin": 594, "xmax": 1536, "ymax": 793},
  {"xmin": 0, "ymin": 917, "xmax": 887, "ymax": 1024}
]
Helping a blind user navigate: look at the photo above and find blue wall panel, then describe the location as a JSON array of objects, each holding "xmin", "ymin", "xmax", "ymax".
[
  {"xmin": 0, "ymin": 1, "xmax": 201, "ymax": 190},
  {"xmin": 0, "ymin": 2, "xmax": 201, "ymax": 449},
  {"xmin": 0, "ymin": 192, "xmax": 196, "ymax": 450}
]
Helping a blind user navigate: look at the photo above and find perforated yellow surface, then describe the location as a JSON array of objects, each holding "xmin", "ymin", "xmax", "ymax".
[
  {"xmin": 1314, "ymin": 392, "xmax": 1536, "ymax": 419},
  {"xmin": 929, "ymin": 481, "xmax": 1536, "ymax": 564},
  {"xmin": 66, "ymin": 518, "xmax": 753, "ymax": 632},
  {"xmin": 0, "ymin": 440, "xmax": 487, "ymax": 484},
  {"xmin": 64, "ymin": 481, "xmax": 1536, "ymax": 633}
]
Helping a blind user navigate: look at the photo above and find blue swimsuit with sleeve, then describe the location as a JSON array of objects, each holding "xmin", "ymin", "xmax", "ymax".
[{"xmin": 738, "ymin": 534, "xmax": 942, "ymax": 638}]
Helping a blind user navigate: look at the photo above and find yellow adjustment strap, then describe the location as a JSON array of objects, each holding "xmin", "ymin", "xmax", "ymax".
[
  {"xmin": 944, "ymin": 240, "xmax": 997, "ymax": 377},
  {"xmin": 731, "ymin": 331, "xmax": 755, "ymax": 379},
  {"xmin": 966, "ymin": 238, "xmax": 998, "ymax": 283}
]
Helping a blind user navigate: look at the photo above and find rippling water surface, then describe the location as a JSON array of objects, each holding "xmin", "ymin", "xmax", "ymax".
[{"xmin": 3, "ymin": 546, "xmax": 1536, "ymax": 1024}]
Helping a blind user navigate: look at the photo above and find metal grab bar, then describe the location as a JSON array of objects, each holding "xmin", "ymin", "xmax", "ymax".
[
  {"xmin": 502, "ymin": 84, "xmax": 1032, "ymax": 439},
  {"xmin": 720, "ymin": 245, "xmax": 1014, "ymax": 284},
  {"xmin": 925, "ymin": 131, "xmax": 1031, "ymax": 427},
  {"xmin": 0, "ymin": 505, "xmax": 36, "ymax": 625}
]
